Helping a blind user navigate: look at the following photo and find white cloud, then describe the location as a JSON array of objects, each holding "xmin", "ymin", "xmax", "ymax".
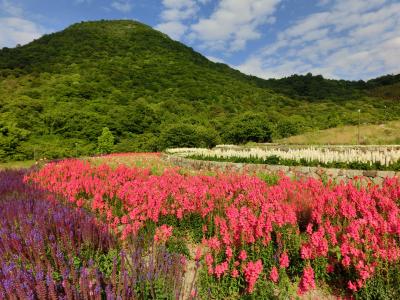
[
  {"xmin": 0, "ymin": 1, "xmax": 47, "ymax": 48},
  {"xmin": 156, "ymin": 21, "xmax": 187, "ymax": 40},
  {"xmin": 0, "ymin": 17, "xmax": 45, "ymax": 47},
  {"xmin": 0, "ymin": 0, "xmax": 23, "ymax": 16},
  {"xmin": 189, "ymin": 0, "xmax": 282, "ymax": 51},
  {"xmin": 155, "ymin": 0, "xmax": 199, "ymax": 40},
  {"xmin": 318, "ymin": 0, "xmax": 332, "ymax": 6},
  {"xmin": 111, "ymin": 0, "xmax": 133, "ymax": 13},
  {"xmin": 161, "ymin": 0, "xmax": 198, "ymax": 21},
  {"xmin": 206, "ymin": 55, "xmax": 225, "ymax": 63},
  {"xmin": 236, "ymin": 0, "xmax": 400, "ymax": 80}
]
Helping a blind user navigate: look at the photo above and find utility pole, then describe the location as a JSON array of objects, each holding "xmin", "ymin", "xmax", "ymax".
[{"xmin": 357, "ymin": 109, "xmax": 361, "ymax": 145}]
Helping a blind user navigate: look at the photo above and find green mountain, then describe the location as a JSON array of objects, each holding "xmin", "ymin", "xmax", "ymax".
[{"xmin": 0, "ymin": 20, "xmax": 399, "ymax": 161}]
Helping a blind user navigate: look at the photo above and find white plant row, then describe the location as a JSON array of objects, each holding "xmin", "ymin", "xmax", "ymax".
[{"xmin": 167, "ymin": 146, "xmax": 400, "ymax": 167}]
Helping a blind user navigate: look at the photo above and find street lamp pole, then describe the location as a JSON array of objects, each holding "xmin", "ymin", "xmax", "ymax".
[
  {"xmin": 384, "ymin": 105, "xmax": 387, "ymax": 123},
  {"xmin": 357, "ymin": 109, "xmax": 361, "ymax": 145}
]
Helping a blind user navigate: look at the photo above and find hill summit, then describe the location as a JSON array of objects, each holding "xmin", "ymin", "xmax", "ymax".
[{"xmin": 0, "ymin": 20, "xmax": 399, "ymax": 161}]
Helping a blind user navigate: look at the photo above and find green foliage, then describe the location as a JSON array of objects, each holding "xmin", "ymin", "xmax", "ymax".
[
  {"xmin": 198, "ymin": 267, "xmax": 242, "ymax": 299},
  {"xmin": 223, "ymin": 112, "xmax": 273, "ymax": 144},
  {"xmin": 97, "ymin": 127, "xmax": 114, "ymax": 154},
  {"xmin": 0, "ymin": 122, "xmax": 30, "ymax": 160},
  {"xmin": 355, "ymin": 264, "xmax": 400, "ymax": 300},
  {"xmin": 0, "ymin": 20, "xmax": 399, "ymax": 161},
  {"xmin": 165, "ymin": 236, "xmax": 190, "ymax": 258},
  {"xmin": 159, "ymin": 123, "xmax": 219, "ymax": 149},
  {"xmin": 276, "ymin": 115, "xmax": 307, "ymax": 138},
  {"xmin": 134, "ymin": 278, "xmax": 176, "ymax": 300},
  {"xmin": 159, "ymin": 213, "xmax": 204, "ymax": 244},
  {"xmin": 113, "ymin": 133, "xmax": 159, "ymax": 153},
  {"xmin": 257, "ymin": 172, "xmax": 280, "ymax": 186}
]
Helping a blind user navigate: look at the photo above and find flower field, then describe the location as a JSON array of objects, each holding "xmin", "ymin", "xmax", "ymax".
[
  {"xmin": 168, "ymin": 146, "xmax": 400, "ymax": 171},
  {"xmin": 0, "ymin": 168, "xmax": 187, "ymax": 299},
  {"xmin": 21, "ymin": 157, "xmax": 400, "ymax": 299}
]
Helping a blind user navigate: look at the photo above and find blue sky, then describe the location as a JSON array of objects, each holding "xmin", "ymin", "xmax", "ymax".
[{"xmin": 1, "ymin": 0, "xmax": 399, "ymax": 80}]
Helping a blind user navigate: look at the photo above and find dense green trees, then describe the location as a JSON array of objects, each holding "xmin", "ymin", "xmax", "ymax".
[
  {"xmin": 0, "ymin": 122, "xmax": 30, "ymax": 160},
  {"xmin": 223, "ymin": 113, "xmax": 273, "ymax": 144},
  {"xmin": 0, "ymin": 20, "xmax": 399, "ymax": 162},
  {"xmin": 276, "ymin": 116, "xmax": 307, "ymax": 138},
  {"xmin": 159, "ymin": 124, "xmax": 219, "ymax": 149}
]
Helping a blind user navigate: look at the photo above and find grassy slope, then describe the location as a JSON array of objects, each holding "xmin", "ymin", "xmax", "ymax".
[
  {"xmin": 279, "ymin": 121, "xmax": 400, "ymax": 145},
  {"xmin": 0, "ymin": 160, "xmax": 35, "ymax": 169}
]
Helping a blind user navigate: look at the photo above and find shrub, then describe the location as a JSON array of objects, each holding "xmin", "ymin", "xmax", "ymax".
[
  {"xmin": 223, "ymin": 112, "xmax": 273, "ymax": 144},
  {"xmin": 97, "ymin": 127, "xmax": 114, "ymax": 154},
  {"xmin": 159, "ymin": 123, "xmax": 219, "ymax": 149}
]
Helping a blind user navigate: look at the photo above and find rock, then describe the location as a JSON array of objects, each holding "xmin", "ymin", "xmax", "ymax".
[{"xmin": 363, "ymin": 170, "xmax": 377, "ymax": 177}]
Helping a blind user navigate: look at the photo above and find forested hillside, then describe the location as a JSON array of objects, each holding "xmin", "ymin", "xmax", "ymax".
[{"xmin": 0, "ymin": 20, "xmax": 399, "ymax": 161}]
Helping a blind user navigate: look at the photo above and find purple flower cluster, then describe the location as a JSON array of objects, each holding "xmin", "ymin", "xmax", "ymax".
[{"xmin": 0, "ymin": 169, "xmax": 186, "ymax": 299}]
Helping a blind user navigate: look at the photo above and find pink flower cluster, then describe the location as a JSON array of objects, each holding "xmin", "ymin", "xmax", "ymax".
[
  {"xmin": 28, "ymin": 159, "xmax": 400, "ymax": 294},
  {"xmin": 154, "ymin": 224, "xmax": 173, "ymax": 243},
  {"xmin": 243, "ymin": 260, "xmax": 263, "ymax": 293},
  {"xmin": 298, "ymin": 265, "xmax": 316, "ymax": 295}
]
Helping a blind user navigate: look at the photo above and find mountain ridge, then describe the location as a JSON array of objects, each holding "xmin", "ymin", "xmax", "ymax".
[{"xmin": 0, "ymin": 19, "xmax": 399, "ymax": 161}]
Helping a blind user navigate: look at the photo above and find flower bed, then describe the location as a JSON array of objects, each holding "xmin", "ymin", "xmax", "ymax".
[
  {"xmin": 167, "ymin": 147, "xmax": 400, "ymax": 171},
  {"xmin": 28, "ymin": 159, "xmax": 400, "ymax": 298},
  {"xmin": 0, "ymin": 169, "xmax": 186, "ymax": 299}
]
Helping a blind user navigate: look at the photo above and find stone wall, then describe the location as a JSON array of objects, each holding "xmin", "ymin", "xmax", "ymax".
[{"xmin": 161, "ymin": 154, "xmax": 399, "ymax": 185}]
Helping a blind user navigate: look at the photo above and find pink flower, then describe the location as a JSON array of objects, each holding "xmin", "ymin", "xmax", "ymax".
[
  {"xmin": 76, "ymin": 198, "xmax": 84, "ymax": 207},
  {"xmin": 300, "ymin": 244, "xmax": 312, "ymax": 260},
  {"xmin": 239, "ymin": 250, "xmax": 247, "ymax": 261},
  {"xmin": 195, "ymin": 247, "xmax": 202, "ymax": 261},
  {"xmin": 214, "ymin": 261, "xmax": 228, "ymax": 279},
  {"xmin": 326, "ymin": 264, "xmax": 334, "ymax": 273},
  {"xmin": 207, "ymin": 237, "xmax": 221, "ymax": 251},
  {"xmin": 231, "ymin": 269, "xmax": 239, "ymax": 278},
  {"xmin": 269, "ymin": 266, "xmax": 279, "ymax": 283},
  {"xmin": 298, "ymin": 265, "xmax": 315, "ymax": 295},
  {"xmin": 243, "ymin": 260, "xmax": 263, "ymax": 293},
  {"xmin": 121, "ymin": 215, "xmax": 128, "ymax": 224},
  {"xmin": 154, "ymin": 224, "xmax": 173, "ymax": 243},
  {"xmin": 342, "ymin": 256, "xmax": 351, "ymax": 267},
  {"xmin": 348, "ymin": 281, "xmax": 358, "ymax": 292},
  {"xmin": 279, "ymin": 252, "xmax": 289, "ymax": 268},
  {"xmin": 225, "ymin": 246, "xmax": 233, "ymax": 260}
]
